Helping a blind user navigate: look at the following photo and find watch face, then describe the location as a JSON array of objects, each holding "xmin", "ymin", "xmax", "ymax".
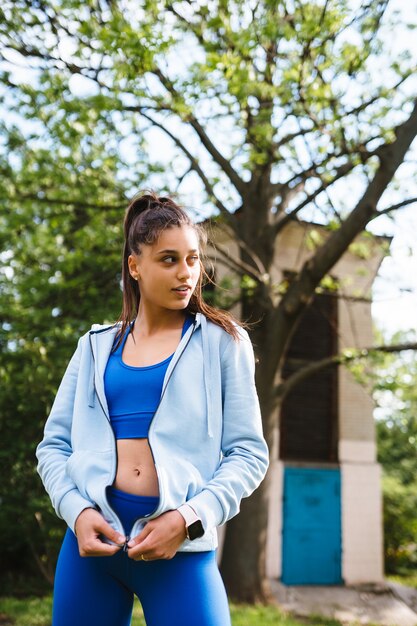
[{"xmin": 187, "ymin": 520, "xmax": 204, "ymax": 540}]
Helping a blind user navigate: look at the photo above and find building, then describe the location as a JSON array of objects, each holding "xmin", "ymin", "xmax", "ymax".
[{"xmin": 209, "ymin": 218, "xmax": 388, "ymax": 585}]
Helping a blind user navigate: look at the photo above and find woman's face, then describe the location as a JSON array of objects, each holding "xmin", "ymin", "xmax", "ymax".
[{"xmin": 128, "ymin": 225, "xmax": 201, "ymax": 313}]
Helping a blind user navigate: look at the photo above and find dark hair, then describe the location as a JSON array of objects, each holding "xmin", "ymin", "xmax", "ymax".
[{"xmin": 113, "ymin": 190, "xmax": 240, "ymax": 350}]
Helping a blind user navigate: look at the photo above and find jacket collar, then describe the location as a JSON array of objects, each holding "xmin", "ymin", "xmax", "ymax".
[{"xmin": 87, "ymin": 314, "xmax": 205, "ymax": 427}]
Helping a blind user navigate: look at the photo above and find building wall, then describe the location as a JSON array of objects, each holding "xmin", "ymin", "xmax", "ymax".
[
  {"xmin": 341, "ymin": 463, "xmax": 384, "ymax": 583},
  {"xmin": 266, "ymin": 459, "xmax": 284, "ymax": 579},
  {"xmin": 337, "ymin": 279, "xmax": 384, "ymax": 582},
  {"xmin": 338, "ymin": 298, "xmax": 376, "ymax": 443}
]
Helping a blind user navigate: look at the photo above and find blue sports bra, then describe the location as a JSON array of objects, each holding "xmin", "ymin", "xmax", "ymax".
[{"xmin": 104, "ymin": 315, "xmax": 194, "ymax": 439}]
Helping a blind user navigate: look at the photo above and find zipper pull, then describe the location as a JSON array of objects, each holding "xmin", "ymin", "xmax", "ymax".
[{"xmin": 123, "ymin": 536, "xmax": 130, "ymax": 552}]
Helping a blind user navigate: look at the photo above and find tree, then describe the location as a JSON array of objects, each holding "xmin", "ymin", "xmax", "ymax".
[
  {"xmin": 375, "ymin": 332, "xmax": 417, "ymax": 574},
  {"xmin": 0, "ymin": 149, "xmax": 129, "ymax": 590},
  {"xmin": 1, "ymin": 0, "xmax": 417, "ymax": 601},
  {"xmin": 374, "ymin": 331, "xmax": 417, "ymax": 487}
]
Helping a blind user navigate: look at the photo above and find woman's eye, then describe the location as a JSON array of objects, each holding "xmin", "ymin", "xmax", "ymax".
[{"xmin": 162, "ymin": 255, "xmax": 199, "ymax": 263}]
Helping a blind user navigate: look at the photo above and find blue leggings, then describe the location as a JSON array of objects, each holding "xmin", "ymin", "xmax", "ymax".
[{"xmin": 52, "ymin": 488, "xmax": 231, "ymax": 626}]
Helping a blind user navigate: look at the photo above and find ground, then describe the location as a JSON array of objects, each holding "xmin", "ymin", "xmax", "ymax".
[{"xmin": 271, "ymin": 579, "xmax": 417, "ymax": 626}]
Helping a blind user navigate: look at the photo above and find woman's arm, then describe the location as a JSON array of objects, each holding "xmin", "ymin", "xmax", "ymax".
[
  {"xmin": 36, "ymin": 337, "xmax": 96, "ymax": 531},
  {"xmin": 183, "ymin": 327, "xmax": 269, "ymax": 533},
  {"xmin": 36, "ymin": 336, "xmax": 125, "ymax": 554}
]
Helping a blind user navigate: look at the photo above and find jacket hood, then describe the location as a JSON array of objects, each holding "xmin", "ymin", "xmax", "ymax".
[{"xmin": 87, "ymin": 313, "xmax": 214, "ymax": 438}]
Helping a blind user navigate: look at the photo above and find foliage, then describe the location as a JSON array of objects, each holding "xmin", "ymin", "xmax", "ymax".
[
  {"xmin": 373, "ymin": 330, "xmax": 417, "ymax": 483},
  {"xmin": 366, "ymin": 330, "xmax": 417, "ymax": 573},
  {"xmin": 0, "ymin": 184, "xmax": 127, "ymax": 587},
  {"xmin": 388, "ymin": 572, "xmax": 417, "ymax": 590},
  {"xmin": 0, "ymin": 1, "xmax": 415, "ymax": 216},
  {"xmin": 346, "ymin": 329, "xmax": 417, "ymax": 572},
  {"xmin": 381, "ymin": 475, "xmax": 417, "ymax": 573}
]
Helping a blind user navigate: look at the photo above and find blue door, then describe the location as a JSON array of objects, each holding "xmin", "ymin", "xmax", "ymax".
[{"xmin": 282, "ymin": 467, "xmax": 342, "ymax": 585}]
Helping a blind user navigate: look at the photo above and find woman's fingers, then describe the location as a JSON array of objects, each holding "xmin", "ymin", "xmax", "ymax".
[
  {"xmin": 127, "ymin": 510, "xmax": 186, "ymax": 561},
  {"xmin": 96, "ymin": 516, "xmax": 126, "ymax": 547},
  {"xmin": 79, "ymin": 537, "xmax": 122, "ymax": 557},
  {"xmin": 75, "ymin": 508, "xmax": 125, "ymax": 557},
  {"xmin": 75, "ymin": 508, "xmax": 188, "ymax": 559}
]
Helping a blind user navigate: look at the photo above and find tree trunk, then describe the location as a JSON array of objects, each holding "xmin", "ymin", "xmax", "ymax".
[
  {"xmin": 220, "ymin": 473, "xmax": 273, "ymax": 603},
  {"xmin": 220, "ymin": 284, "xmax": 286, "ymax": 602}
]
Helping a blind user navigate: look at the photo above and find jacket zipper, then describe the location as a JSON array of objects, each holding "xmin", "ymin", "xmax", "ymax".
[{"xmin": 89, "ymin": 318, "xmax": 198, "ymax": 537}]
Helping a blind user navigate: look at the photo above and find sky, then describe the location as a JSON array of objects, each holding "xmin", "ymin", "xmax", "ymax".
[
  {"xmin": 368, "ymin": 0, "xmax": 417, "ymax": 338},
  {"xmin": 371, "ymin": 205, "xmax": 417, "ymax": 338}
]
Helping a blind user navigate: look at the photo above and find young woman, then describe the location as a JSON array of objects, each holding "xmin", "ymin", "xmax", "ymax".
[{"xmin": 36, "ymin": 191, "xmax": 269, "ymax": 626}]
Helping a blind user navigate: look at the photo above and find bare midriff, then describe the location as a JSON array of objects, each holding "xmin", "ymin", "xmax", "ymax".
[
  {"xmin": 113, "ymin": 439, "xmax": 160, "ymax": 496},
  {"xmin": 112, "ymin": 318, "xmax": 186, "ymax": 497}
]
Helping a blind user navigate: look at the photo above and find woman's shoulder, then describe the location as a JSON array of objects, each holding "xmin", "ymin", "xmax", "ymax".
[
  {"xmin": 77, "ymin": 322, "xmax": 119, "ymax": 345},
  {"xmin": 202, "ymin": 314, "xmax": 250, "ymax": 344},
  {"xmin": 90, "ymin": 322, "xmax": 120, "ymax": 333}
]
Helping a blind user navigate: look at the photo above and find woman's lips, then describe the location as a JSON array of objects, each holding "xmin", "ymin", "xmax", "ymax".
[{"xmin": 172, "ymin": 286, "xmax": 191, "ymax": 297}]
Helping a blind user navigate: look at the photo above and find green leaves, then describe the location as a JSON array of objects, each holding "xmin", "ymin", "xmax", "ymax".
[
  {"xmin": 371, "ymin": 331, "xmax": 417, "ymax": 571},
  {"xmin": 0, "ymin": 118, "xmax": 131, "ymax": 587},
  {"xmin": 2, "ymin": 0, "xmax": 414, "ymax": 200}
]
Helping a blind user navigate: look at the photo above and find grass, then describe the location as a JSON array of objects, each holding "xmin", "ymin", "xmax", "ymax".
[
  {"xmin": 0, "ymin": 595, "xmax": 353, "ymax": 626},
  {"xmin": 0, "ymin": 596, "xmax": 53, "ymax": 626},
  {"xmin": 387, "ymin": 571, "xmax": 417, "ymax": 590}
]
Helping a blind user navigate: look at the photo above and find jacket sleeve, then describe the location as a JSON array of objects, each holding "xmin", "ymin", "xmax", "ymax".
[
  {"xmin": 36, "ymin": 336, "xmax": 96, "ymax": 532},
  {"xmin": 186, "ymin": 327, "xmax": 269, "ymax": 532}
]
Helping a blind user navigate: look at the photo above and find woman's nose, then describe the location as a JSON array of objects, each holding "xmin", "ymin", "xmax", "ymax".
[{"xmin": 177, "ymin": 261, "xmax": 192, "ymax": 280}]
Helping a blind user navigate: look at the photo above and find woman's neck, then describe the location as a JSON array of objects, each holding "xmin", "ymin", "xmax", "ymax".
[{"xmin": 133, "ymin": 306, "xmax": 187, "ymax": 337}]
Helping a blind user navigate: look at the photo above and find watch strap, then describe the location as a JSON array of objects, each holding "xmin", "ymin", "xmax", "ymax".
[{"xmin": 177, "ymin": 503, "xmax": 200, "ymax": 527}]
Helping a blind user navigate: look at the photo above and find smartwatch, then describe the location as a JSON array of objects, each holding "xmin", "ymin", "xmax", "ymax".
[{"xmin": 177, "ymin": 504, "xmax": 205, "ymax": 540}]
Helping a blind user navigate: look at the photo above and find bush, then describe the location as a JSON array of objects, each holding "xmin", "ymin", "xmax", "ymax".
[{"xmin": 381, "ymin": 474, "xmax": 417, "ymax": 573}]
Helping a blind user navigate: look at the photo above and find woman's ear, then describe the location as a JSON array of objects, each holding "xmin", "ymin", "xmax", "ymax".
[{"xmin": 127, "ymin": 254, "xmax": 140, "ymax": 281}]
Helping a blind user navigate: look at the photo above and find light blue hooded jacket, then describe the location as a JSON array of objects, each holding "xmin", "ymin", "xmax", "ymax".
[{"xmin": 36, "ymin": 312, "xmax": 269, "ymax": 552}]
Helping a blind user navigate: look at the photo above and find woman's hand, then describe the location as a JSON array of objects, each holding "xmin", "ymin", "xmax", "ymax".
[
  {"xmin": 127, "ymin": 510, "xmax": 187, "ymax": 561},
  {"xmin": 74, "ymin": 508, "xmax": 126, "ymax": 557}
]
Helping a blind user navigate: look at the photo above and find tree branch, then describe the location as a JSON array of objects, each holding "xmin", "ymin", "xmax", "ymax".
[
  {"xmin": 217, "ymin": 221, "xmax": 268, "ymax": 277},
  {"xmin": 274, "ymin": 341, "xmax": 417, "ymax": 402},
  {"xmin": 269, "ymin": 138, "xmax": 373, "ymax": 202},
  {"xmin": 274, "ymin": 126, "xmax": 313, "ymax": 151},
  {"xmin": 344, "ymin": 71, "xmax": 415, "ymax": 118},
  {"xmin": 136, "ymin": 110, "xmax": 234, "ymax": 222},
  {"xmin": 208, "ymin": 242, "xmax": 266, "ymax": 283},
  {"xmin": 9, "ymin": 192, "xmax": 125, "ymax": 211},
  {"xmin": 280, "ymin": 98, "xmax": 417, "ymax": 320},
  {"xmin": 375, "ymin": 196, "xmax": 417, "ymax": 217},
  {"xmin": 273, "ymin": 160, "xmax": 355, "ymax": 233},
  {"xmin": 151, "ymin": 68, "xmax": 248, "ymax": 197}
]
